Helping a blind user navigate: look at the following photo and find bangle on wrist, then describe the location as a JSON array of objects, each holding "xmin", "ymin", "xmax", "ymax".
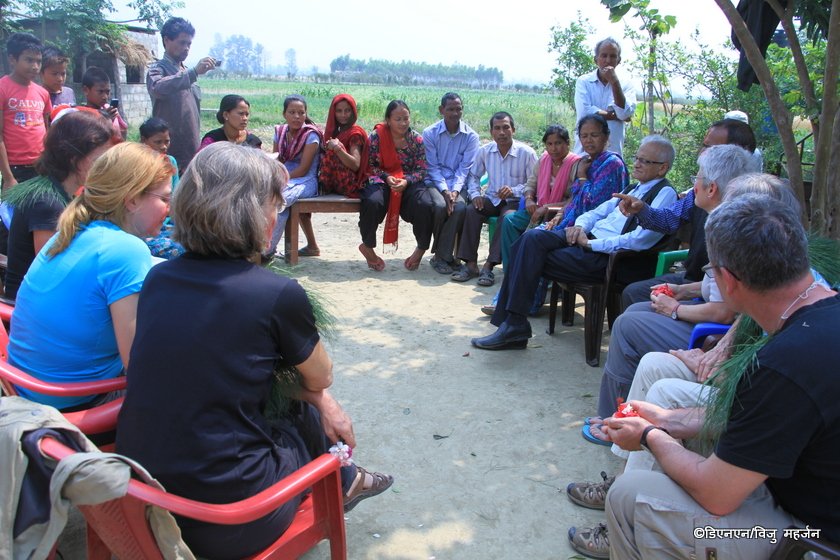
[{"xmin": 640, "ymin": 425, "xmax": 670, "ymax": 450}]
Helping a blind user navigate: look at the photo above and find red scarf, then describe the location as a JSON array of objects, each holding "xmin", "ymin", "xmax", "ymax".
[
  {"xmin": 275, "ymin": 122, "xmax": 323, "ymax": 163},
  {"xmin": 374, "ymin": 122, "xmax": 404, "ymax": 247},
  {"xmin": 325, "ymin": 94, "xmax": 370, "ymax": 188}
]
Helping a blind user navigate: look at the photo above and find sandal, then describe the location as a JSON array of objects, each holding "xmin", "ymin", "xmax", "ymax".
[
  {"xmin": 480, "ymin": 304, "xmax": 495, "ymax": 316},
  {"xmin": 584, "ymin": 416, "xmax": 603, "ymax": 426},
  {"xmin": 344, "ymin": 466, "xmax": 394, "ymax": 513},
  {"xmin": 581, "ymin": 422, "xmax": 612, "ymax": 446},
  {"xmin": 451, "ymin": 265, "xmax": 479, "ymax": 282},
  {"xmin": 477, "ymin": 269, "xmax": 495, "ymax": 287},
  {"xmin": 429, "ymin": 256, "xmax": 454, "ymax": 275},
  {"xmin": 298, "ymin": 246, "xmax": 320, "ymax": 257}
]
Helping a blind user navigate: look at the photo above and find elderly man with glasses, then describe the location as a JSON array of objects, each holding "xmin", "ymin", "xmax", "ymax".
[{"xmin": 471, "ymin": 134, "xmax": 678, "ymax": 351}]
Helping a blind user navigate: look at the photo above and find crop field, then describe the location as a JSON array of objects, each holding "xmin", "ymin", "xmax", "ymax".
[{"xmin": 199, "ymin": 78, "xmax": 576, "ymax": 149}]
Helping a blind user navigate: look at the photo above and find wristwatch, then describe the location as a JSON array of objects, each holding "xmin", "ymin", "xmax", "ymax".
[
  {"xmin": 670, "ymin": 304, "xmax": 681, "ymax": 320},
  {"xmin": 640, "ymin": 425, "xmax": 670, "ymax": 450}
]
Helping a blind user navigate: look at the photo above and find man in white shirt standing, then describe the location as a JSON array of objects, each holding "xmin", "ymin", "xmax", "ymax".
[{"xmin": 573, "ymin": 38, "xmax": 636, "ymax": 156}]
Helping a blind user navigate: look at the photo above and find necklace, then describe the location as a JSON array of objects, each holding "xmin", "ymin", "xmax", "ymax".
[{"xmin": 778, "ymin": 280, "xmax": 828, "ymax": 328}]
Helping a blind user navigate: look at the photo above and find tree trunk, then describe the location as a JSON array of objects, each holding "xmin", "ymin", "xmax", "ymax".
[
  {"xmin": 807, "ymin": 0, "xmax": 840, "ymax": 239},
  {"xmin": 647, "ymin": 37, "xmax": 655, "ymax": 134},
  {"xmin": 712, "ymin": 0, "xmax": 807, "ymax": 226}
]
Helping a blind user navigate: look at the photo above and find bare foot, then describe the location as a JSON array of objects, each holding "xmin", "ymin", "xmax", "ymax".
[
  {"xmin": 358, "ymin": 243, "xmax": 385, "ymax": 271},
  {"xmin": 404, "ymin": 247, "xmax": 425, "ymax": 271}
]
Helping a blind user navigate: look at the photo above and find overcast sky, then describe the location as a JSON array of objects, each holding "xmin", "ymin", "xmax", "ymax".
[{"xmin": 112, "ymin": 0, "xmax": 735, "ymax": 85}]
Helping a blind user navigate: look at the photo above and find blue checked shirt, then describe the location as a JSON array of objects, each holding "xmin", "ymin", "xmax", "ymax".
[{"xmin": 636, "ymin": 189, "xmax": 696, "ymax": 234}]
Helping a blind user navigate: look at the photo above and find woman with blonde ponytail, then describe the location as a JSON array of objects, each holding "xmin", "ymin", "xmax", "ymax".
[{"xmin": 8, "ymin": 142, "xmax": 175, "ymax": 410}]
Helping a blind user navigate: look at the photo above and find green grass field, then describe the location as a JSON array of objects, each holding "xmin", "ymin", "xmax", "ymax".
[{"xmin": 198, "ymin": 78, "xmax": 576, "ymax": 149}]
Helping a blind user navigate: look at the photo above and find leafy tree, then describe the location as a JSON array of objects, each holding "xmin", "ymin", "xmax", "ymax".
[
  {"xmin": 547, "ymin": 11, "xmax": 595, "ymax": 107},
  {"xmin": 601, "ymin": 0, "xmax": 839, "ymax": 238},
  {"xmin": 208, "ymin": 34, "xmax": 265, "ymax": 76},
  {"xmin": 602, "ymin": 0, "xmax": 676, "ymax": 134},
  {"xmin": 712, "ymin": 0, "xmax": 838, "ymax": 236},
  {"xmin": 2, "ymin": 0, "xmax": 182, "ymax": 76},
  {"xmin": 285, "ymin": 47, "xmax": 297, "ymax": 79}
]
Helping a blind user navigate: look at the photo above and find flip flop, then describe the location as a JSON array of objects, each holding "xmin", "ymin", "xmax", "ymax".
[
  {"xmin": 451, "ymin": 266, "xmax": 479, "ymax": 282},
  {"xmin": 298, "ymin": 246, "xmax": 320, "ymax": 257},
  {"xmin": 584, "ymin": 416, "xmax": 603, "ymax": 426},
  {"xmin": 480, "ymin": 304, "xmax": 495, "ymax": 316},
  {"xmin": 477, "ymin": 269, "xmax": 495, "ymax": 287},
  {"xmin": 581, "ymin": 422, "xmax": 612, "ymax": 446},
  {"xmin": 429, "ymin": 256, "xmax": 454, "ymax": 275}
]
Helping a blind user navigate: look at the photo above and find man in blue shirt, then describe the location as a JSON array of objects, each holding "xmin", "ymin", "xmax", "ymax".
[
  {"xmin": 423, "ymin": 93, "xmax": 480, "ymax": 274},
  {"xmin": 472, "ymin": 135, "xmax": 678, "ymax": 350},
  {"xmin": 615, "ymin": 119, "xmax": 758, "ymax": 309}
]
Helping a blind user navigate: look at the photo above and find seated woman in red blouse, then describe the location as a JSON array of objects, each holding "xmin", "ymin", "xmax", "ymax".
[
  {"xmin": 298, "ymin": 94, "xmax": 370, "ymax": 257},
  {"xmin": 358, "ymin": 99, "xmax": 433, "ymax": 271}
]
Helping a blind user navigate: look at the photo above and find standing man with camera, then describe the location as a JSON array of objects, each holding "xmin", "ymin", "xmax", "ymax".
[{"xmin": 147, "ymin": 17, "xmax": 217, "ymax": 173}]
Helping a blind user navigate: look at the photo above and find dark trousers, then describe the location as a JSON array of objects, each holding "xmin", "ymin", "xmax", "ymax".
[
  {"xmin": 456, "ymin": 197, "xmax": 514, "ymax": 265},
  {"xmin": 358, "ymin": 182, "xmax": 436, "ymax": 249},
  {"xmin": 491, "ymin": 229, "xmax": 608, "ymax": 326},
  {"xmin": 429, "ymin": 188, "xmax": 466, "ymax": 263}
]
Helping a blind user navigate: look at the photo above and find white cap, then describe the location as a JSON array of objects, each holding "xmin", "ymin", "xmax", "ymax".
[{"xmin": 724, "ymin": 110, "xmax": 749, "ymax": 124}]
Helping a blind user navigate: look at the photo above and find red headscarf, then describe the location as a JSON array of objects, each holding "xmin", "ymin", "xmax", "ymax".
[
  {"xmin": 324, "ymin": 94, "xmax": 370, "ymax": 191},
  {"xmin": 373, "ymin": 122, "xmax": 404, "ymax": 247}
]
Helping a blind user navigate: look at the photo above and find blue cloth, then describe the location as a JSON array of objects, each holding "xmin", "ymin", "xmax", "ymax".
[
  {"xmin": 637, "ymin": 189, "xmax": 695, "ymax": 234},
  {"xmin": 9, "ymin": 221, "xmax": 151, "ymax": 409},
  {"xmin": 422, "ymin": 119, "xmax": 480, "ymax": 193},
  {"xmin": 284, "ymin": 131, "xmax": 321, "ymax": 193},
  {"xmin": 145, "ymin": 154, "xmax": 184, "ymax": 259}
]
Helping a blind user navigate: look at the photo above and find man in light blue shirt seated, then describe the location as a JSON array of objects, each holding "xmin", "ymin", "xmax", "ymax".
[
  {"xmin": 472, "ymin": 135, "xmax": 678, "ymax": 350},
  {"xmin": 451, "ymin": 111, "xmax": 537, "ymax": 287},
  {"xmin": 423, "ymin": 92, "xmax": 480, "ymax": 274}
]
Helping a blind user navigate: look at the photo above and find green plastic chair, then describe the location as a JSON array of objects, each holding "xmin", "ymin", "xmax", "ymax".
[{"xmin": 655, "ymin": 249, "xmax": 689, "ymax": 276}]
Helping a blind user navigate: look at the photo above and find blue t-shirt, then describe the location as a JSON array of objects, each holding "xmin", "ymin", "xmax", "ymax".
[
  {"xmin": 284, "ymin": 131, "xmax": 321, "ymax": 191},
  {"xmin": 9, "ymin": 220, "xmax": 152, "ymax": 409}
]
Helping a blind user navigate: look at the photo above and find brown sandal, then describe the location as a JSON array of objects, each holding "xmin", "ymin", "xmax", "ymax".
[{"xmin": 344, "ymin": 465, "xmax": 394, "ymax": 512}]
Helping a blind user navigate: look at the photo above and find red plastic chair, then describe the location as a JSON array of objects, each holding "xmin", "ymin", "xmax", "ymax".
[
  {"xmin": 39, "ymin": 436, "xmax": 348, "ymax": 560},
  {"xmin": 0, "ymin": 299, "xmax": 13, "ymax": 328},
  {"xmin": 0, "ymin": 321, "xmax": 125, "ymax": 439}
]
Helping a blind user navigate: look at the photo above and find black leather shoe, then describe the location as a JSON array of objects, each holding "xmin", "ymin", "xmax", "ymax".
[{"xmin": 471, "ymin": 320, "xmax": 532, "ymax": 350}]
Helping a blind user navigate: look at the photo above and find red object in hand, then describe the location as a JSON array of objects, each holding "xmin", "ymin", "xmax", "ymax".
[
  {"xmin": 614, "ymin": 398, "xmax": 639, "ymax": 418},
  {"xmin": 651, "ymin": 285, "xmax": 675, "ymax": 298}
]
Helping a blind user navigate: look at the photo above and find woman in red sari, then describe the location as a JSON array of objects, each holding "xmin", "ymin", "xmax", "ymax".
[
  {"xmin": 358, "ymin": 100, "xmax": 430, "ymax": 271},
  {"xmin": 321, "ymin": 94, "xmax": 369, "ymax": 197},
  {"xmin": 299, "ymin": 94, "xmax": 370, "ymax": 257}
]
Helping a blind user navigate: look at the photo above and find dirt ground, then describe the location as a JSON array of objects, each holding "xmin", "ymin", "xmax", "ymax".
[{"xmin": 59, "ymin": 213, "xmax": 626, "ymax": 560}]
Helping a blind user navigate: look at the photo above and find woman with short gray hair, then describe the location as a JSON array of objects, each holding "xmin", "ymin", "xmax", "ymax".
[{"xmin": 117, "ymin": 142, "xmax": 394, "ymax": 559}]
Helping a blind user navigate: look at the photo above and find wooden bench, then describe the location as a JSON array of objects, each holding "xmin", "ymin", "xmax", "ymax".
[{"xmin": 285, "ymin": 194, "xmax": 361, "ymax": 265}]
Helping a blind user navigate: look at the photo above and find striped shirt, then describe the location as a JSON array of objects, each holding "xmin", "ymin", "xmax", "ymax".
[{"xmin": 467, "ymin": 140, "xmax": 538, "ymax": 206}]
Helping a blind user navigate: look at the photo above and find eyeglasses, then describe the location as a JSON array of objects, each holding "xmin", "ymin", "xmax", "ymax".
[
  {"xmin": 146, "ymin": 192, "xmax": 171, "ymax": 205},
  {"xmin": 633, "ymin": 156, "xmax": 665, "ymax": 165},
  {"xmin": 707, "ymin": 262, "xmax": 741, "ymax": 281}
]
